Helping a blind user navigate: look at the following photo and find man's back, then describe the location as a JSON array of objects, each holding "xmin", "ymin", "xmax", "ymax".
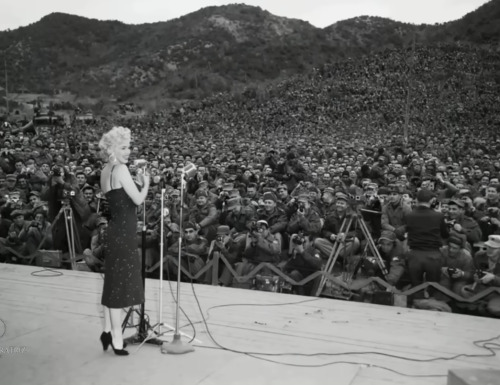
[{"xmin": 406, "ymin": 206, "xmax": 448, "ymax": 251}]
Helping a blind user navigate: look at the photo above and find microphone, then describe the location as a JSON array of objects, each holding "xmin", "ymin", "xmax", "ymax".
[{"xmin": 134, "ymin": 159, "xmax": 148, "ymax": 169}]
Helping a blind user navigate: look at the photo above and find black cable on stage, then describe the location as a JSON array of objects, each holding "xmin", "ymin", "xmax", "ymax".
[{"xmin": 186, "ymin": 279, "xmax": 500, "ymax": 378}]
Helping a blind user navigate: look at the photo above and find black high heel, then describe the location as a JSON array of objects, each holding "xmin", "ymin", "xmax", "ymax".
[
  {"xmin": 100, "ymin": 331, "xmax": 128, "ymax": 352},
  {"xmin": 100, "ymin": 332, "xmax": 111, "ymax": 351},
  {"xmin": 110, "ymin": 339, "xmax": 129, "ymax": 356}
]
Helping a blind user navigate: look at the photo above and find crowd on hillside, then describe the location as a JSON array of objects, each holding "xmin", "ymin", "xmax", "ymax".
[{"xmin": 0, "ymin": 43, "xmax": 499, "ymax": 317}]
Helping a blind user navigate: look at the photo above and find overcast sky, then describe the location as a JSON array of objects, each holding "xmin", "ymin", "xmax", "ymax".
[{"xmin": 0, "ymin": 0, "xmax": 490, "ymax": 31}]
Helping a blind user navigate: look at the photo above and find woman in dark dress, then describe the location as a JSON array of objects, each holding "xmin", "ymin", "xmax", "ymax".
[{"xmin": 98, "ymin": 126, "xmax": 150, "ymax": 356}]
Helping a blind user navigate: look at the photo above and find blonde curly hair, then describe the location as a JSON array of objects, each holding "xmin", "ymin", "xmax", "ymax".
[{"xmin": 98, "ymin": 126, "xmax": 131, "ymax": 161}]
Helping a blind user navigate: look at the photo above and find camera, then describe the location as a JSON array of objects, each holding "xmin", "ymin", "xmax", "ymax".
[
  {"xmin": 250, "ymin": 221, "xmax": 259, "ymax": 234},
  {"xmin": 291, "ymin": 232, "xmax": 305, "ymax": 245},
  {"xmin": 219, "ymin": 191, "xmax": 230, "ymax": 201},
  {"xmin": 63, "ymin": 189, "xmax": 76, "ymax": 198},
  {"xmin": 445, "ymin": 218, "xmax": 456, "ymax": 229},
  {"xmin": 297, "ymin": 202, "xmax": 305, "ymax": 213},
  {"xmin": 447, "ymin": 267, "xmax": 458, "ymax": 276},
  {"xmin": 476, "ymin": 269, "xmax": 487, "ymax": 279},
  {"xmin": 51, "ymin": 165, "xmax": 63, "ymax": 177}
]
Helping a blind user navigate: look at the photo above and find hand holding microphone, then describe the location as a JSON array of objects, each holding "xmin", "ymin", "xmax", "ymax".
[{"xmin": 134, "ymin": 159, "xmax": 150, "ymax": 187}]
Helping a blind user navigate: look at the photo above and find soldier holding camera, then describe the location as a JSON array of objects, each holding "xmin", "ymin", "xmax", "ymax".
[
  {"xmin": 314, "ymin": 192, "xmax": 361, "ymax": 263},
  {"xmin": 26, "ymin": 209, "xmax": 53, "ymax": 256},
  {"xmin": 460, "ymin": 235, "xmax": 500, "ymax": 317},
  {"xmin": 281, "ymin": 234, "xmax": 323, "ymax": 295},
  {"xmin": 219, "ymin": 196, "xmax": 257, "ymax": 254},
  {"xmin": 206, "ymin": 225, "xmax": 240, "ymax": 285},
  {"xmin": 286, "ymin": 194, "xmax": 322, "ymax": 243},
  {"xmin": 256, "ymin": 192, "xmax": 288, "ymax": 250},
  {"xmin": 232, "ymin": 220, "xmax": 281, "ymax": 282},
  {"xmin": 0, "ymin": 189, "xmax": 29, "ymax": 220},
  {"xmin": 438, "ymin": 235, "xmax": 474, "ymax": 298},
  {"xmin": 0, "ymin": 209, "xmax": 30, "ymax": 262},
  {"xmin": 40, "ymin": 165, "xmax": 92, "ymax": 254}
]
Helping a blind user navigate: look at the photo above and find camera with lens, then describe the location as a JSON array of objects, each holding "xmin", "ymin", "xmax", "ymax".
[
  {"xmin": 291, "ymin": 231, "xmax": 305, "ymax": 246},
  {"xmin": 250, "ymin": 221, "xmax": 259, "ymax": 234},
  {"xmin": 447, "ymin": 267, "xmax": 459, "ymax": 276},
  {"xmin": 216, "ymin": 235, "xmax": 225, "ymax": 243},
  {"xmin": 297, "ymin": 202, "xmax": 306, "ymax": 213},
  {"xmin": 63, "ymin": 189, "xmax": 76, "ymax": 198},
  {"xmin": 476, "ymin": 269, "xmax": 487, "ymax": 279},
  {"xmin": 487, "ymin": 207, "xmax": 498, "ymax": 215},
  {"xmin": 219, "ymin": 191, "xmax": 230, "ymax": 201},
  {"xmin": 30, "ymin": 221, "xmax": 42, "ymax": 229},
  {"xmin": 51, "ymin": 165, "xmax": 63, "ymax": 177},
  {"xmin": 445, "ymin": 218, "xmax": 456, "ymax": 229}
]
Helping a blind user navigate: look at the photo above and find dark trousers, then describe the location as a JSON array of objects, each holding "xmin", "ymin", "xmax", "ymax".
[{"xmin": 406, "ymin": 249, "xmax": 443, "ymax": 299}]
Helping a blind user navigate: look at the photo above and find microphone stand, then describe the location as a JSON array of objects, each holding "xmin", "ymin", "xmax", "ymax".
[
  {"xmin": 123, "ymin": 165, "xmax": 163, "ymax": 346},
  {"xmin": 161, "ymin": 167, "xmax": 195, "ymax": 354}
]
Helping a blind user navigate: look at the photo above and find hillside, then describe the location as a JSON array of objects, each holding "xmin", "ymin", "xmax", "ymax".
[{"xmin": 0, "ymin": 1, "xmax": 499, "ymax": 112}]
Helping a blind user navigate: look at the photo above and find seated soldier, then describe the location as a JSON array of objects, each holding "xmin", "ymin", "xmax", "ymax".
[
  {"xmin": 232, "ymin": 220, "xmax": 281, "ymax": 286},
  {"xmin": 460, "ymin": 235, "xmax": 500, "ymax": 317},
  {"xmin": 83, "ymin": 216, "xmax": 108, "ymax": 273},
  {"xmin": 189, "ymin": 189, "xmax": 219, "ymax": 242},
  {"xmin": 220, "ymin": 196, "xmax": 257, "ymax": 257},
  {"xmin": 207, "ymin": 225, "xmax": 241, "ymax": 286},
  {"xmin": 165, "ymin": 222, "xmax": 209, "ymax": 282},
  {"xmin": 438, "ymin": 235, "xmax": 474, "ymax": 297},
  {"xmin": 25, "ymin": 208, "xmax": 53, "ymax": 260},
  {"xmin": 256, "ymin": 192, "xmax": 288, "ymax": 250},
  {"xmin": 367, "ymin": 230, "xmax": 408, "ymax": 288},
  {"xmin": 281, "ymin": 233, "xmax": 323, "ymax": 296},
  {"xmin": 1, "ymin": 190, "xmax": 30, "ymax": 221},
  {"xmin": 445, "ymin": 199, "xmax": 482, "ymax": 252},
  {"xmin": 314, "ymin": 192, "xmax": 361, "ymax": 265},
  {"xmin": 0, "ymin": 209, "xmax": 31, "ymax": 263},
  {"xmin": 287, "ymin": 193, "xmax": 322, "ymax": 249}
]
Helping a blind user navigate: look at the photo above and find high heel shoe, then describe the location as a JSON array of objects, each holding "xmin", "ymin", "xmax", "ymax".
[
  {"xmin": 100, "ymin": 332, "xmax": 128, "ymax": 352},
  {"xmin": 100, "ymin": 332, "xmax": 111, "ymax": 351},
  {"xmin": 110, "ymin": 339, "xmax": 129, "ymax": 356}
]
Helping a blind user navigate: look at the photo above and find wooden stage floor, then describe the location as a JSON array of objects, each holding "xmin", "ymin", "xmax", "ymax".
[{"xmin": 0, "ymin": 264, "xmax": 499, "ymax": 385}]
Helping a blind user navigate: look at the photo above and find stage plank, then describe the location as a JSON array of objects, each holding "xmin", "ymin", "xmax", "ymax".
[{"xmin": 0, "ymin": 264, "xmax": 499, "ymax": 385}]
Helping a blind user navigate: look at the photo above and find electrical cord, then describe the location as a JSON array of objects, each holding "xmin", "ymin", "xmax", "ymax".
[
  {"xmin": 187, "ymin": 277, "xmax": 500, "ymax": 378},
  {"xmin": 22, "ymin": 237, "xmax": 500, "ymax": 378}
]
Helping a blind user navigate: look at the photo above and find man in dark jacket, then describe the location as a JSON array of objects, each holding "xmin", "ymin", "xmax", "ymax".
[{"xmin": 403, "ymin": 189, "xmax": 449, "ymax": 299}]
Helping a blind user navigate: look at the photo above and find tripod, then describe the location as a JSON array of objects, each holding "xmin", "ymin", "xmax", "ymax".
[
  {"xmin": 47, "ymin": 201, "xmax": 80, "ymax": 270},
  {"xmin": 315, "ymin": 207, "xmax": 388, "ymax": 297}
]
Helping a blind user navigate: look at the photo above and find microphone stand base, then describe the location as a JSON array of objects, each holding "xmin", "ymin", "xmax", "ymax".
[{"xmin": 161, "ymin": 333, "xmax": 195, "ymax": 354}]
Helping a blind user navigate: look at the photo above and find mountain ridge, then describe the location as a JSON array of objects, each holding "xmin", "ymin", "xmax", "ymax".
[{"xmin": 0, "ymin": 1, "xmax": 498, "ymax": 112}]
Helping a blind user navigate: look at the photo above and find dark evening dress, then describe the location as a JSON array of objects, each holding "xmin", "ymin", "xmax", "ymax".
[{"xmin": 101, "ymin": 168, "xmax": 144, "ymax": 308}]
